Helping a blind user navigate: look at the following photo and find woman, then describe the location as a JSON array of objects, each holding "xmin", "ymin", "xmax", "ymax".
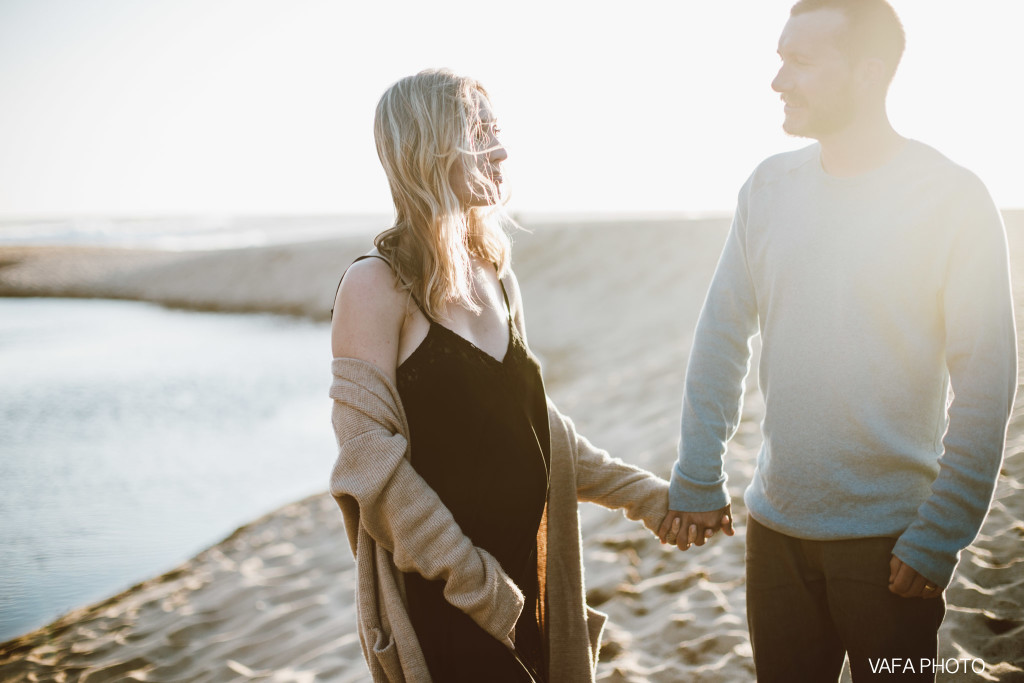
[{"xmin": 329, "ymin": 69, "xmax": 670, "ymax": 683}]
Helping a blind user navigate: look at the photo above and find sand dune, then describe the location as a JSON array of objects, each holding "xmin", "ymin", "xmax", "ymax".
[{"xmin": 1, "ymin": 213, "xmax": 1022, "ymax": 681}]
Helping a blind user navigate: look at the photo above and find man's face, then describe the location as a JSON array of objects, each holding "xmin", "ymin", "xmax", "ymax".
[{"xmin": 771, "ymin": 8, "xmax": 860, "ymax": 140}]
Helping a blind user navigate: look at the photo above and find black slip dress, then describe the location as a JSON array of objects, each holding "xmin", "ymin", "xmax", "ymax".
[{"xmin": 346, "ymin": 255, "xmax": 551, "ymax": 682}]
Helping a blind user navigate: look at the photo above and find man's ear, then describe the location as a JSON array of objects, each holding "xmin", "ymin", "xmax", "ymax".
[{"xmin": 856, "ymin": 56, "xmax": 888, "ymax": 92}]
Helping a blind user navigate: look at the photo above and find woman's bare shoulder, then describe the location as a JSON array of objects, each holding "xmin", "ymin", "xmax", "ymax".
[
  {"xmin": 338, "ymin": 255, "xmax": 402, "ymax": 302},
  {"xmin": 331, "ymin": 254, "xmax": 406, "ymax": 373}
]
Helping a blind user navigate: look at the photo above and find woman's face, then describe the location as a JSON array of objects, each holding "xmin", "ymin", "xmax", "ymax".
[{"xmin": 449, "ymin": 93, "xmax": 508, "ymax": 209}]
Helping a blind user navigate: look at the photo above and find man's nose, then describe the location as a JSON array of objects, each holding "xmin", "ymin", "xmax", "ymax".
[{"xmin": 771, "ymin": 65, "xmax": 790, "ymax": 93}]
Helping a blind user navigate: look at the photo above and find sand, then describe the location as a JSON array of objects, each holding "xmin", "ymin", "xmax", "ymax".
[{"xmin": 1, "ymin": 213, "xmax": 1022, "ymax": 682}]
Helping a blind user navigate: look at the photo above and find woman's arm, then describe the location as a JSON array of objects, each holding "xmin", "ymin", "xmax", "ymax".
[{"xmin": 555, "ymin": 405, "xmax": 670, "ymax": 534}]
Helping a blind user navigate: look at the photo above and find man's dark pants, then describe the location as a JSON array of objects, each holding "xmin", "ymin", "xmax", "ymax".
[{"xmin": 746, "ymin": 517, "xmax": 946, "ymax": 681}]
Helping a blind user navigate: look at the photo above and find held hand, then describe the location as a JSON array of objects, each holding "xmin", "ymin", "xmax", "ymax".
[
  {"xmin": 889, "ymin": 555, "xmax": 943, "ymax": 599},
  {"xmin": 658, "ymin": 505, "xmax": 735, "ymax": 550}
]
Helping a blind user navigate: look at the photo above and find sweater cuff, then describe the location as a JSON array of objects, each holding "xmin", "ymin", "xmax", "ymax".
[
  {"xmin": 633, "ymin": 481, "xmax": 671, "ymax": 532},
  {"xmin": 892, "ymin": 530, "xmax": 960, "ymax": 588},
  {"xmin": 669, "ymin": 463, "xmax": 730, "ymax": 512},
  {"xmin": 480, "ymin": 580, "xmax": 525, "ymax": 645}
]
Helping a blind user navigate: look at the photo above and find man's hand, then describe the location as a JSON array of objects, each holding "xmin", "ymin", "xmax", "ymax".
[
  {"xmin": 658, "ymin": 505, "xmax": 735, "ymax": 550},
  {"xmin": 889, "ymin": 555, "xmax": 943, "ymax": 599}
]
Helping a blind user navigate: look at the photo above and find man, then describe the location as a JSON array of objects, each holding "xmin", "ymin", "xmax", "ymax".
[{"xmin": 658, "ymin": 0, "xmax": 1016, "ymax": 680}]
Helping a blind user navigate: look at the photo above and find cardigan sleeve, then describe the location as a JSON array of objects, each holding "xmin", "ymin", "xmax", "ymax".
[
  {"xmin": 548, "ymin": 401, "xmax": 669, "ymax": 532},
  {"xmin": 330, "ymin": 360, "xmax": 523, "ymax": 645}
]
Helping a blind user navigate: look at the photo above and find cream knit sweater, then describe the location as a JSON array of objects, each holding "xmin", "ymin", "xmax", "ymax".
[{"xmin": 330, "ymin": 357, "xmax": 669, "ymax": 682}]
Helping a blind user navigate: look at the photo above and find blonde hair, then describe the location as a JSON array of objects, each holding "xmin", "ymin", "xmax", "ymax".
[{"xmin": 373, "ymin": 69, "xmax": 513, "ymax": 319}]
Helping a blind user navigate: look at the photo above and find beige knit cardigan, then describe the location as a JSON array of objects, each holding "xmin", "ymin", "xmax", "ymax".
[{"xmin": 329, "ymin": 357, "xmax": 670, "ymax": 683}]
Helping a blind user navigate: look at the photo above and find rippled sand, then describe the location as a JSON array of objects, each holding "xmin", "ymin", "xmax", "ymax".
[{"xmin": 1, "ymin": 214, "xmax": 1021, "ymax": 681}]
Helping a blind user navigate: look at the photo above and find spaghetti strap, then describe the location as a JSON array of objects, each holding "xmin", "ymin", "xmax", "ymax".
[
  {"xmin": 352, "ymin": 254, "xmax": 392, "ymax": 268},
  {"xmin": 497, "ymin": 276, "xmax": 513, "ymax": 324},
  {"xmin": 494, "ymin": 265, "xmax": 513, "ymax": 324},
  {"xmin": 331, "ymin": 253, "xmax": 430, "ymax": 320}
]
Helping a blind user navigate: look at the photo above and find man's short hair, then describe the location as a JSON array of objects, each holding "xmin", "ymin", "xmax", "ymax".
[{"xmin": 790, "ymin": 0, "xmax": 906, "ymax": 83}]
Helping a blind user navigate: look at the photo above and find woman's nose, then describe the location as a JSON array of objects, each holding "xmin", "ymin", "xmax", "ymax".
[{"xmin": 489, "ymin": 143, "xmax": 508, "ymax": 164}]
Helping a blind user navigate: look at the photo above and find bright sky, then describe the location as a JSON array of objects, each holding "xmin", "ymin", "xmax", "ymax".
[{"xmin": 0, "ymin": 0, "xmax": 1021, "ymax": 217}]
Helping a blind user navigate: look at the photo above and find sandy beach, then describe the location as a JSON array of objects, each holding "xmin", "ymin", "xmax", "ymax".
[{"xmin": 1, "ymin": 214, "xmax": 1022, "ymax": 682}]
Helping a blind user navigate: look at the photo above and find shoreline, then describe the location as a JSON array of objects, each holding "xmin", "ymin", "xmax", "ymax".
[{"xmin": 2, "ymin": 215, "xmax": 1023, "ymax": 681}]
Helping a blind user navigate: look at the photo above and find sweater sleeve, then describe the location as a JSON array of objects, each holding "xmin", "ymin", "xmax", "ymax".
[
  {"xmin": 892, "ymin": 181, "xmax": 1017, "ymax": 587},
  {"xmin": 549, "ymin": 403, "xmax": 670, "ymax": 532},
  {"xmin": 670, "ymin": 183, "xmax": 761, "ymax": 512},
  {"xmin": 329, "ymin": 364, "xmax": 523, "ymax": 644}
]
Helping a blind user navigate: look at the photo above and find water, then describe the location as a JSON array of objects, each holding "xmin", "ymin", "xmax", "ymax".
[{"xmin": 0, "ymin": 298, "xmax": 336, "ymax": 641}]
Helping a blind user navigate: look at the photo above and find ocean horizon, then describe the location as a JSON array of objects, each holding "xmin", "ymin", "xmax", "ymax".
[
  {"xmin": 0, "ymin": 211, "xmax": 742, "ymax": 252},
  {"xmin": 0, "ymin": 214, "xmax": 392, "ymax": 251}
]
